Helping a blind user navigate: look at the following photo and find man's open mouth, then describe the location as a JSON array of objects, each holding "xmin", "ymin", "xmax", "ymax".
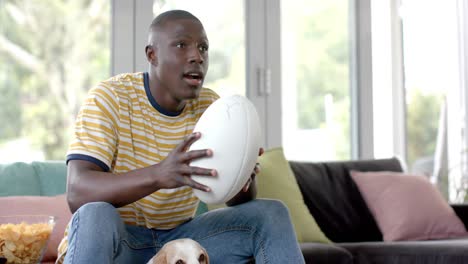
[{"xmin": 183, "ymin": 71, "xmax": 204, "ymax": 86}]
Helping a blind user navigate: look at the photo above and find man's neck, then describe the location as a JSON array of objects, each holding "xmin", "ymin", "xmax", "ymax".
[{"xmin": 147, "ymin": 73, "xmax": 186, "ymax": 113}]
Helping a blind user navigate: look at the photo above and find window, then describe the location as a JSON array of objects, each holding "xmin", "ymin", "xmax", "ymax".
[
  {"xmin": 400, "ymin": 0, "xmax": 459, "ymax": 200},
  {"xmin": 372, "ymin": 0, "xmax": 468, "ymax": 202},
  {"xmin": 0, "ymin": 0, "xmax": 111, "ymax": 161},
  {"xmin": 281, "ymin": 0, "xmax": 351, "ymax": 161}
]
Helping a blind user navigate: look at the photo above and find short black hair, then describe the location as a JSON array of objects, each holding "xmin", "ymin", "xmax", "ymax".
[{"xmin": 150, "ymin": 10, "xmax": 201, "ymax": 30}]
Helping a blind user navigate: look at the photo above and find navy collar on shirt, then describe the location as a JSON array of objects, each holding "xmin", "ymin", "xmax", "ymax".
[{"xmin": 143, "ymin": 72, "xmax": 184, "ymax": 117}]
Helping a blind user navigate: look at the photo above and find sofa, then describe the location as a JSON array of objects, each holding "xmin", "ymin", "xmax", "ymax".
[
  {"xmin": 0, "ymin": 161, "xmax": 70, "ymax": 264},
  {"xmin": 2, "ymin": 151, "xmax": 468, "ymax": 264},
  {"xmin": 287, "ymin": 155, "xmax": 468, "ymax": 264}
]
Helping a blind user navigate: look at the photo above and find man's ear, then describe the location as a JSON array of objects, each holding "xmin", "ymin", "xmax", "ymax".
[{"xmin": 145, "ymin": 45, "xmax": 157, "ymax": 65}]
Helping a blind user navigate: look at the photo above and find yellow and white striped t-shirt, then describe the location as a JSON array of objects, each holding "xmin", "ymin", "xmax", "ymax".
[{"xmin": 56, "ymin": 72, "xmax": 219, "ymax": 262}]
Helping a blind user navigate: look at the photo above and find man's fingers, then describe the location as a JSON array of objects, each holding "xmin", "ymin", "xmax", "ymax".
[
  {"xmin": 181, "ymin": 176, "xmax": 211, "ymax": 192},
  {"xmin": 193, "ymin": 166, "xmax": 217, "ymax": 176},
  {"xmin": 182, "ymin": 149, "xmax": 212, "ymax": 162},
  {"xmin": 182, "ymin": 165, "xmax": 217, "ymax": 176},
  {"xmin": 242, "ymin": 177, "xmax": 252, "ymax": 192},
  {"xmin": 177, "ymin": 132, "xmax": 201, "ymax": 152},
  {"xmin": 254, "ymin": 162, "xmax": 261, "ymax": 174}
]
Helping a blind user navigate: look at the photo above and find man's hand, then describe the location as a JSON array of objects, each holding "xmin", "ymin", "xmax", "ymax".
[
  {"xmin": 241, "ymin": 147, "xmax": 264, "ymax": 192},
  {"xmin": 226, "ymin": 147, "xmax": 264, "ymax": 206},
  {"xmin": 154, "ymin": 132, "xmax": 217, "ymax": 192}
]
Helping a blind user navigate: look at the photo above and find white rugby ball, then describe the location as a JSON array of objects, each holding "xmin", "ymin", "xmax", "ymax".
[{"xmin": 189, "ymin": 95, "xmax": 261, "ymax": 204}]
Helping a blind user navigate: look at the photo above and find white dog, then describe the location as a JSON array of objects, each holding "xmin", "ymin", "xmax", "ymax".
[{"xmin": 147, "ymin": 238, "xmax": 210, "ymax": 264}]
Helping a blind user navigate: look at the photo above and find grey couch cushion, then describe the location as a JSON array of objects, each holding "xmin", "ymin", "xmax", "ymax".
[
  {"xmin": 289, "ymin": 157, "xmax": 403, "ymax": 242},
  {"xmin": 301, "ymin": 243, "xmax": 353, "ymax": 264},
  {"xmin": 338, "ymin": 239, "xmax": 468, "ymax": 264}
]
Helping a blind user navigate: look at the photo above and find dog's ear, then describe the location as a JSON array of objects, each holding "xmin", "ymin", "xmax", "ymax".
[
  {"xmin": 200, "ymin": 247, "xmax": 209, "ymax": 264},
  {"xmin": 152, "ymin": 249, "xmax": 167, "ymax": 264}
]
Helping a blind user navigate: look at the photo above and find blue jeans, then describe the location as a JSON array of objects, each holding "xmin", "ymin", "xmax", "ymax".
[{"xmin": 63, "ymin": 199, "xmax": 305, "ymax": 264}]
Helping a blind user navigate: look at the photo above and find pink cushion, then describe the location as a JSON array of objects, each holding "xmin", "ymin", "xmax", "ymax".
[
  {"xmin": 350, "ymin": 171, "xmax": 468, "ymax": 241},
  {"xmin": 0, "ymin": 194, "xmax": 71, "ymax": 260}
]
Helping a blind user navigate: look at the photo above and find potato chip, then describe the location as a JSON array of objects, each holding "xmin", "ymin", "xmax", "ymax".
[{"xmin": 0, "ymin": 218, "xmax": 54, "ymax": 264}]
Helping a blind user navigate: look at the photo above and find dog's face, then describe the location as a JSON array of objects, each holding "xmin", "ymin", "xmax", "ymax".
[{"xmin": 148, "ymin": 238, "xmax": 209, "ymax": 264}]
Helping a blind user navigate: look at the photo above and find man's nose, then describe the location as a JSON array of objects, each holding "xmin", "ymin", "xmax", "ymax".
[{"xmin": 188, "ymin": 47, "xmax": 204, "ymax": 64}]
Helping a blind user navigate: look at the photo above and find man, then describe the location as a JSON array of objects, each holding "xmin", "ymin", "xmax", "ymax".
[{"xmin": 58, "ymin": 10, "xmax": 304, "ymax": 264}]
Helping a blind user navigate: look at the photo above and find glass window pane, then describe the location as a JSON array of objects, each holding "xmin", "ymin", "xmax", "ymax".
[
  {"xmin": 281, "ymin": 0, "xmax": 351, "ymax": 161},
  {"xmin": 401, "ymin": 0, "xmax": 458, "ymax": 200},
  {"xmin": 153, "ymin": 0, "xmax": 245, "ymax": 97},
  {"xmin": 0, "ymin": 0, "xmax": 111, "ymax": 161}
]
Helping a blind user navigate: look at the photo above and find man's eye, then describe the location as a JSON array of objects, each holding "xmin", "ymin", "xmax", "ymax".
[
  {"xmin": 199, "ymin": 45, "xmax": 208, "ymax": 52},
  {"xmin": 176, "ymin": 43, "xmax": 186, "ymax": 48}
]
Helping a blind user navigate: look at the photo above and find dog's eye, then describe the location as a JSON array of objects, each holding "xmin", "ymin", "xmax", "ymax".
[
  {"xmin": 175, "ymin": 260, "xmax": 184, "ymax": 264},
  {"xmin": 199, "ymin": 254, "xmax": 205, "ymax": 262}
]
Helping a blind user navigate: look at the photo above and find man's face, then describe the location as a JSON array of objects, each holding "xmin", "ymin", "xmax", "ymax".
[{"xmin": 149, "ymin": 18, "xmax": 209, "ymax": 102}]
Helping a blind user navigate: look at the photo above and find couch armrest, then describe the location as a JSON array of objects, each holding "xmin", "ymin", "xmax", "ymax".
[{"xmin": 451, "ymin": 204, "xmax": 468, "ymax": 229}]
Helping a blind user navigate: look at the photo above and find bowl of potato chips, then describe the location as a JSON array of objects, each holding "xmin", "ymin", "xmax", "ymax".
[{"xmin": 0, "ymin": 215, "xmax": 55, "ymax": 264}]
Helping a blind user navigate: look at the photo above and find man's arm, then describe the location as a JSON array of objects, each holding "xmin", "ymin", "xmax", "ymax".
[
  {"xmin": 67, "ymin": 132, "xmax": 215, "ymax": 213},
  {"xmin": 67, "ymin": 160, "xmax": 161, "ymax": 213}
]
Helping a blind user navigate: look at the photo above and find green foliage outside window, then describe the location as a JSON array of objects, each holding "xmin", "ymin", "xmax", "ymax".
[
  {"xmin": 292, "ymin": 0, "xmax": 350, "ymax": 159},
  {"xmin": 406, "ymin": 89, "xmax": 443, "ymax": 167},
  {"xmin": 0, "ymin": 0, "xmax": 110, "ymax": 160}
]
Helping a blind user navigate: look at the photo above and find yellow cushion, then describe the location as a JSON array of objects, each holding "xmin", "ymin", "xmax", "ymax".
[{"xmin": 256, "ymin": 147, "xmax": 330, "ymax": 243}]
